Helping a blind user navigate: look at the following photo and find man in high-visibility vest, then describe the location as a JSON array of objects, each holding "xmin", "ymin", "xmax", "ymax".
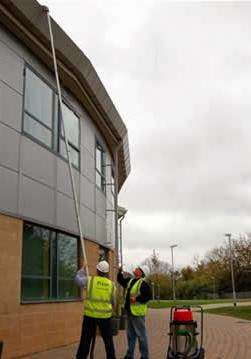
[
  {"xmin": 117, "ymin": 266, "xmax": 152, "ymax": 359},
  {"xmin": 75, "ymin": 260, "xmax": 116, "ymax": 359}
]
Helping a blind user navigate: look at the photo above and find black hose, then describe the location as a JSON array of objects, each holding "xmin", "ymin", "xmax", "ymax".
[{"xmin": 173, "ymin": 330, "xmax": 194, "ymax": 358}]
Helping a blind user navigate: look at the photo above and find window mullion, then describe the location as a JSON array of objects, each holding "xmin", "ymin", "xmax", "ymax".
[
  {"xmin": 51, "ymin": 232, "xmax": 57, "ymax": 299},
  {"xmin": 56, "ymin": 233, "xmax": 59, "ymax": 299},
  {"xmin": 50, "ymin": 233, "xmax": 53, "ymax": 299}
]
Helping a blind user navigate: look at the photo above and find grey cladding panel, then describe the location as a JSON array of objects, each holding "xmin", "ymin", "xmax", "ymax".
[
  {"xmin": 56, "ymin": 192, "xmax": 78, "ymax": 234},
  {"xmin": 81, "ymin": 148, "xmax": 95, "ymax": 184},
  {"xmin": 21, "ymin": 137, "xmax": 56, "ymax": 188},
  {"xmin": 0, "ymin": 166, "xmax": 18, "ymax": 213},
  {"xmin": 0, "ymin": 81, "xmax": 22, "ymax": 132},
  {"xmin": 106, "ymin": 199, "xmax": 114, "ymax": 215},
  {"xmin": 105, "ymin": 158, "xmax": 114, "ymax": 204},
  {"xmin": 19, "ymin": 175, "xmax": 54, "ymax": 225},
  {"xmin": 81, "ymin": 116, "xmax": 95, "ymax": 154},
  {"xmin": 105, "ymin": 210, "xmax": 115, "ymax": 248},
  {"xmin": 107, "ymin": 190, "xmax": 114, "ymax": 206},
  {"xmin": 96, "ymin": 189, "xmax": 106, "ymax": 219},
  {"xmin": 0, "ymin": 40, "xmax": 23, "ymax": 93},
  {"xmin": 80, "ymin": 205, "xmax": 95, "ymax": 240},
  {"xmin": 80, "ymin": 176, "xmax": 94, "ymax": 212},
  {"xmin": 96, "ymin": 215, "xmax": 106, "ymax": 245},
  {"xmin": 0, "ymin": 122, "xmax": 19, "ymax": 171},
  {"xmin": 57, "ymin": 158, "xmax": 80, "ymax": 199}
]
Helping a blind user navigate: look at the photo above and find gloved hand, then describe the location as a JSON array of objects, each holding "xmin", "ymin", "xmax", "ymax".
[
  {"xmin": 82, "ymin": 261, "xmax": 87, "ymax": 270},
  {"xmin": 130, "ymin": 296, "xmax": 137, "ymax": 304}
]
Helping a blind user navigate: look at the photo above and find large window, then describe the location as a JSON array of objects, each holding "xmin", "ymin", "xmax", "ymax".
[
  {"xmin": 23, "ymin": 67, "xmax": 80, "ymax": 169},
  {"xmin": 24, "ymin": 68, "xmax": 54, "ymax": 148},
  {"xmin": 95, "ymin": 142, "xmax": 106, "ymax": 192},
  {"xmin": 21, "ymin": 223, "xmax": 79, "ymax": 302}
]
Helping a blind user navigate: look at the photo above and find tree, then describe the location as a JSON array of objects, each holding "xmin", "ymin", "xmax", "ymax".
[
  {"xmin": 140, "ymin": 235, "xmax": 251, "ymax": 300},
  {"xmin": 141, "ymin": 251, "xmax": 172, "ymax": 299},
  {"xmin": 141, "ymin": 250, "xmax": 171, "ymax": 276}
]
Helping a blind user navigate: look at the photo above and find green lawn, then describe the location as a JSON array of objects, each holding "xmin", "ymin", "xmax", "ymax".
[
  {"xmin": 205, "ymin": 306, "xmax": 251, "ymax": 321},
  {"xmin": 148, "ymin": 299, "xmax": 250, "ymax": 309}
]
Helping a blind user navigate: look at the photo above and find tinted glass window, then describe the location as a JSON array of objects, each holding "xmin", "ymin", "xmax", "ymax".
[
  {"xmin": 58, "ymin": 233, "xmax": 78, "ymax": 299},
  {"xmin": 23, "ymin": 68, "xmax": 81, "ymax": 170},
  {"xmin": 60, "ymin": 139, "xmax": 80, "ymax": 169},
  {"xmin": 96, "ymin": 142, "xmax": 106, "ymax": 192},
  {"xmin": 21, "ymin": 223, "xmax": 79, "ymax": 302},
  {"xmin": 23, "ymin": 113, "xmax": 52, "ymax": 147},
  {"xmin": 25, "ymin": 68, "xmax": 53, "ymax": 128},
  {"xmin": 96, "ymin": 146, "xmax": 102, "ymax": 173},
  {"xmin": 61, "ymin": 104, "xmax": 79, "ymax": 147}
]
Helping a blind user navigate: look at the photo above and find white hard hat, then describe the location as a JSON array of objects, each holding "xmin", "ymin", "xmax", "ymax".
[{"xmin": 96, "ymin": 260, "xmax": 110, "ymax": 273}]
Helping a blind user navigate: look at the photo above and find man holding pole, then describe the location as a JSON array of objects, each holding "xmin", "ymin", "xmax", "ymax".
[
  {"xmin": 117, "ymin": 266, "xmax": 151, "ymax": 359},
  {"xmin": 75, "ymin": 260, "xmax": 116, "ymax": 359}
]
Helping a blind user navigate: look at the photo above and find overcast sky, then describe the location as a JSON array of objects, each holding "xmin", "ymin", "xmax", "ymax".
[{"xmin": 44, "ymin": 0, "xmax": 251, "ymax": 268}]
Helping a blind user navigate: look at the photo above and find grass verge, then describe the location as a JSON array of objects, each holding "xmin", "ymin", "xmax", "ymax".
[
  {"xmin": 205, "ymin": 306, "xmax": 251, "ymax": 321},
  {"xmin": 148, "ymin": 299, "xmax": 250, "ymax": 309}
]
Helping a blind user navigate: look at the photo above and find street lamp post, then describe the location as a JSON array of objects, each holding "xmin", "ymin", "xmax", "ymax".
[
  {"xmin": 211, "ymin": 276, "xmax": 216, "ymax": 299},
  {"xmin": 170, "ymin": 244, "xmax": 178, "ymax": 301},
  {"xmin": 225, "ymin": 233, "xmax": 237, "ymax": 307},
  {"xmin": 151, "ymin": 282, "xmax": 155, "ymax": 301}
]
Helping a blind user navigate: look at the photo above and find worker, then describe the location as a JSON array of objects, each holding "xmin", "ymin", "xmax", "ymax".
[
  {"xmin": 75, "ymin": 260, "xmax": 116, "ymax": 359},
  {"xmin": 117, "ymin": 265, "xmax": 152, "ymax": 359}
]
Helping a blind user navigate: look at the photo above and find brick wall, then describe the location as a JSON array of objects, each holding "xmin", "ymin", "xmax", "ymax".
[
  {"xmin": 109, "ymin": 249, "xmax": 117, "ymax": 282},
  {"xmin": 0, "ymin": 213, "xmax": 117, "ymax": 358},
  {"xmin": 0, "ymin": 214, "xmax": 22, "ymax": 358}
]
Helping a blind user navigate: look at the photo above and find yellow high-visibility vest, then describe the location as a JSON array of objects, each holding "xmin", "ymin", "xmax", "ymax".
[
  {"xmin": 84, "ymin": 276, "xmax": 114, "ymax": 319},
  {"xmin": 126, "ymin": 278, "xmax": 147, "ymax": 316}
]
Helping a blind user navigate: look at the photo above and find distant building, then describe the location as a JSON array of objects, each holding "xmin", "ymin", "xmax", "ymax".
[{"xmin": 0, "ymin": 1, "xmax": 130, "ymax": 357}]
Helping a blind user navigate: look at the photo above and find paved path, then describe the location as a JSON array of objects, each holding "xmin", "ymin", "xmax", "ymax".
[{"xmin": 23, "ymin": 309, "xmax": 251, "ymax": 359}]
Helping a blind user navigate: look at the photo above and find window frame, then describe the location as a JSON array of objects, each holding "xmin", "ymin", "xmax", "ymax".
[
  {"xmin": 22, "ymin": 65, "xmax": 81, "ymax": 171},
  {"xmin": 23, "ymin": 66, "xmax": 56, "ymax": 149},
  {"xmin": 21, "ymin": 222, "xmax": 81, "ymax": 304},
  {"xmin": 95, "ymin": 140, "xmax": 106, "ymax": 193}
]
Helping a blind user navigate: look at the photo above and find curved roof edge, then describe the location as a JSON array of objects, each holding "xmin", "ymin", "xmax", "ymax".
[{"xmin": 0, "ymin": 0, "xmax": 131, "ymax": 190}]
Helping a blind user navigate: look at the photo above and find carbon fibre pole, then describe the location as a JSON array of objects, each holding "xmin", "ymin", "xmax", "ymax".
[{"xmin": 43, "ymin": 6, "xmax": 89, "ymax": 277}]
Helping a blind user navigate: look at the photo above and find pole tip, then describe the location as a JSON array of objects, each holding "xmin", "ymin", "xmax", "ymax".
[{"xmin": 41, "ymin": 5, "xmax": 49, "ymax": 14}]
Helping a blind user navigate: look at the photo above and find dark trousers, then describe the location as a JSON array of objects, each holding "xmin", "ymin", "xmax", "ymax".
[{"xmin": 76, "ymin": 315, "xmax": 116, "ymax": 359}]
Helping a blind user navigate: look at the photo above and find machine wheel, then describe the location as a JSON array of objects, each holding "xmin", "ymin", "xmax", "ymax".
[{"xmin": 166, "ymin": 347, "xmax": 173, "ymax": 359}]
